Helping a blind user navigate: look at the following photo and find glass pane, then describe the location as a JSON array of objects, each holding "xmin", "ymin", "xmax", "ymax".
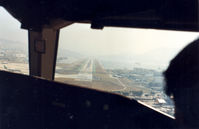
[
  {"xmin": 0, "ymin": 7, "xmax": 29, "ymax": 75},
  {"xmin": 55, "ymin": 23, "xmax": 199, "ymax": 117}
]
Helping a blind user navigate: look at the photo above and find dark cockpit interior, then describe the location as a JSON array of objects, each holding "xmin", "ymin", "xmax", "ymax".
[{"xmin": 0, "ymin": 0, "xmax": 198, "ymax": 128}]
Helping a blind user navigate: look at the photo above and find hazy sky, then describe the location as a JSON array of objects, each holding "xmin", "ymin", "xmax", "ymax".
[
  {"xmin": 0, "ymin": 7, "xmax": 28, "ymax": 43},
  {"xmin": 1, "ymin": 6, "xmax": 199, "ymax": 67},
  {"xmin": 59, "ymin": 24, "xmax": 199, "ymax": 56}
]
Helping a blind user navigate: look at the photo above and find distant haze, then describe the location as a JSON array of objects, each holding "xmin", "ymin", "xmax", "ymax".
[{"xmin": 1, "ymin": 7, "xmax": 199, "ymax": 69}]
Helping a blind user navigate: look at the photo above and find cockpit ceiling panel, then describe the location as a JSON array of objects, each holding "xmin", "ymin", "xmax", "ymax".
[{"xmin": 1, "ymin": 0, "xmax": 198, "ymax": 31}]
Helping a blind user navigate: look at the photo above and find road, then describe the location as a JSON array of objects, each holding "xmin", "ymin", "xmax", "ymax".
[{"xmin": 111, "ymin": 77, "xmax": 127, "ymax": 91}]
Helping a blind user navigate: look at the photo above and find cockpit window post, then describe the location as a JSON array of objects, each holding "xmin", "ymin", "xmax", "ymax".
[{"xmin": 28, "ymin": 28, "xmax": 59, "ymax": 80}]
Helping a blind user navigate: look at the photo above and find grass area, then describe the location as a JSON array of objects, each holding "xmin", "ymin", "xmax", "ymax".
[
  {"xmin": 56, "ymin": 59, "xmax": 87, "ymax": 74},
  {"xmin": 92, "ymin": 60, "xmax": 124, "ymax": 91},
  {"xmin": 55, "ymin": 78, "xmax": 92, "ymax": 88}
]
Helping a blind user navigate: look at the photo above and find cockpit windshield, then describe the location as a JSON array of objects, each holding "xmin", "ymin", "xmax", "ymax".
[{"xmin": 55, "ymin": 23, "xmax": 199, "ymax": 116}]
